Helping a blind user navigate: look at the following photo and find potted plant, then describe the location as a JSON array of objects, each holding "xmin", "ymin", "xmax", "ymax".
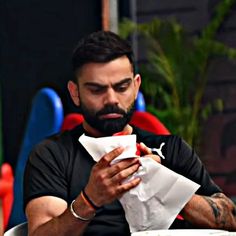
[{"xmin": 119, "ymin": 0, "xmax": 236, "ymax": 150}]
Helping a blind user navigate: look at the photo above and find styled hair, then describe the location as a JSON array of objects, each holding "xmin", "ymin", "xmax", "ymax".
[{"xmin": 72, "ymin": 31, "xmax": 135, "ymax": 81}]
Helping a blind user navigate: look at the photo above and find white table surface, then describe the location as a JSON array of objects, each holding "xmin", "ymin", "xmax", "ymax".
[{"xmin": 131, "ymin": 229, "xmax": 236, "ymax": 236}]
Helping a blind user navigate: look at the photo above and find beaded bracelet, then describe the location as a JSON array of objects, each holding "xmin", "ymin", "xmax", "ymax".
[{"xmin": 70, "ymin": 200, "xmax": 95, "ymax": 221}]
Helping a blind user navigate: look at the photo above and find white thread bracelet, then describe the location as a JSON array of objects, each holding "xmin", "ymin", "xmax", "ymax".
[{"xmin": 70, "ymin": 200, "xmax": 95, "ymax": 221}]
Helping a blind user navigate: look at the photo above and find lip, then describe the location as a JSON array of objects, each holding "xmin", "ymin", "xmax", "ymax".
[{"xmin": 99, "ymin": 113, "xmax": 123, "ymax": 119}]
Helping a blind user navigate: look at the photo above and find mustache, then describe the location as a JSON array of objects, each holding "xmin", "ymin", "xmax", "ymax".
[{"xmin": 96, "ymin": 105, "xmax": 126, "ymax": 116}]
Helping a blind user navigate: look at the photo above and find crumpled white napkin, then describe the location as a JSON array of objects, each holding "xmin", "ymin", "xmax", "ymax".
[
  {"xmin": 79, "ymin": 133, "xmax": 138, "ymax": 164},
  {"xmin": 79, "ymin": 134, "xmax": 200, "ymax": 232}
]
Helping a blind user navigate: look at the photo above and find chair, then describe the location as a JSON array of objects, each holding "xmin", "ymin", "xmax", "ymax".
[
  {"xmin": 4, "ymin": 222, "xmax": 27, "ymax": 236},
  {"xmin": 129, "ymin": 111, "xmax": 170, "ymax": 135},
  {"xmin": 134, "ymin": 91, "xmax": 146, "ymax": 111},
  {"xmin": 0, "ymin": 163, "xmax": 14, "ymax": 230},
  {"xmin": 61, "ymin": 113, "xmax": 84, "ymax": 131},
  {"xmin": 8, "ymin": 88, "xmax": 64, "ymax": 227}
]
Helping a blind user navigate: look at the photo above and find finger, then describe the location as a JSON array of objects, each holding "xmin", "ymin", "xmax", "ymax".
[
  {"xmin": 117, "ymin": 176, "xmax": 141, "ymax": 195},
  {"xmin": 144, "ymin": 154, "xmax": 161, "ymax": 163},
  {"xmin": 98, "ymin": 147, "xmax": 124, "ymax": 167},
  {"xmin": 139, "ymin": 142, "xmax": 152, "ymax": 155},
  {"xmin": 111, "ymin": 162, "xmax": 140, "ymax": 184},
  {"xmin": 106, "ymin": 158, "xmax": 140, "ymax": 177}
]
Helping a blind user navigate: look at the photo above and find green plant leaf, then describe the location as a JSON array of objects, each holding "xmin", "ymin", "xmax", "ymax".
[{"xmin": 119, "ymin": 0, "xmax": 236, "ymax": 149}]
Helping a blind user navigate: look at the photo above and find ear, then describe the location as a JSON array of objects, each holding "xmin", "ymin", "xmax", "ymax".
[
  {"xmin": 134, "ymin": 74, "xmax": 141, "ymax": 99},
  {"xmin": 67, "ymin": 81, "xmax": 80, "ymax": 106}
]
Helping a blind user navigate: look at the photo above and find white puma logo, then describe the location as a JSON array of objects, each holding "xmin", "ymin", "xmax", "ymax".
[{"xmin": 151, "ymin": 142, "xmax": 165, "ymax": 159}]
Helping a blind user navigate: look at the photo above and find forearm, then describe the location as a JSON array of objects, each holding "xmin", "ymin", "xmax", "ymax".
[
  {"xmin": 181, "ymin": 193, "xmax": 236, "ymax": 231},
  {"xmin": 28, "ymin": 194, "xmax": 95, "ymax": 236},
  {"xmin": 30, "ymin": 210, "xmax": 89, "ymax": 236}
]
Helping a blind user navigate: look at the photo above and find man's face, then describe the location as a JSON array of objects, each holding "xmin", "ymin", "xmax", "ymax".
[{"xmin": 70, "ymin": 56, "xmax": 141, "ymax": 136}]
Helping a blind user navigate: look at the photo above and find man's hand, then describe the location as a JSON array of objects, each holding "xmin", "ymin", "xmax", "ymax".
[
  {"xmin": 138, "ymin": 142, "xmax": 161, "ymax": 163},
  {"xmin": 85, "ymin": 147, "xmax": 141, "ymax": 207},
  {"xmin": 112, "ymin": 128, "xmax": 161, "ymax": 163}
]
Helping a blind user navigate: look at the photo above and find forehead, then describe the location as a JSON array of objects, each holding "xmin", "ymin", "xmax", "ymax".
[{"xmin": 77, "ymin": 56, "xmax": 133, "ymax": 85}]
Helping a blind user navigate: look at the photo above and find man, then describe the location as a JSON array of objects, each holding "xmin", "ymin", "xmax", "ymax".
[{"xmin": 24, "ymin": 31, "xmax": 236, "ymax": 236}]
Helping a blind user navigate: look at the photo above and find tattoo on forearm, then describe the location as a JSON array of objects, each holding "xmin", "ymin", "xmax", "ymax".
[
  {"xmin": 233, "ymin": 206, "xmax": 236, "ymax": 216},
  {"xmin": 203, "ymin": 196, "xmax": 221, "ymax": 219},
  {"xmin": 203, "ymin": 193, "xmax": 236, "ymax": 229},
  {"xmin": 212, "ymin": 193, "xmax": 236, "ymax": 217},
  {"xmin": 203, "ymin": 195, "xmax": 227, "ymax": 228}
]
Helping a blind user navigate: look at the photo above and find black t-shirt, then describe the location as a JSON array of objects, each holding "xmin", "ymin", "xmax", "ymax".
[{"xmin": 24, "ymin": 125, "xmax": 221, "ymax": 235}]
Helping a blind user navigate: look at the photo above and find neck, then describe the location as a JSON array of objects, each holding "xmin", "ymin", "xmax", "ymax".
[{"xmin": 82, "ymin": 121, "xmax": 133, "ymax": 137}]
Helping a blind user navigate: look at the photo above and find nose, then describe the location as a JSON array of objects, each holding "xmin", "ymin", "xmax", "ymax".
[{"xmin": 104, "ymin": 88, "xmax": 119, "ymax": 105}]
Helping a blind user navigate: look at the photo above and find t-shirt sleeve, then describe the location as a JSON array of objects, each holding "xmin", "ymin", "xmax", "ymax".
[
  {"xmin": 23, "ymin": 138, "xmax": 69, "ymax": 210},
  {"xmin": 165, "ymin": 136, "xmax": 222, "ymax": 196}
]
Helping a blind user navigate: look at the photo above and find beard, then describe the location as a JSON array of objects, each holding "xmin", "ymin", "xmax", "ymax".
[{"xmin": 80, "ymin": 101, "xmax": 135, "ymax": 136}]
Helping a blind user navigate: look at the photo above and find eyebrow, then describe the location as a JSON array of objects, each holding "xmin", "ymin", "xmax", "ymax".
[{"xmin": 84, "ymin": 78, "xmax": 133, "ymax": 89}]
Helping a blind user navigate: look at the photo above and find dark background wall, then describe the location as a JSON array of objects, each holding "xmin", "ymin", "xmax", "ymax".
[
  {"xmin": 202, "ymin": 0, "xmax": 236, "ymax": 198},
  {"xmin": 0, "ymin": 0, "xmax": 101, "ymax": 168}
]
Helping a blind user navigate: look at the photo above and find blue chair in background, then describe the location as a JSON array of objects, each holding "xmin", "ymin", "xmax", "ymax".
[
  {"xmin": 8, "ymin": 88, "xmax": 64, "ymax": 227},
  {"xmin": 135, "ymin": 91, "xmax": 146, "ymax": 111}
]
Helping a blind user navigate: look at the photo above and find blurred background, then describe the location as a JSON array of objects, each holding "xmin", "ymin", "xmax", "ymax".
[{"xmin": 0, "ymin": 0, "xmax": 236, "ymax": 230}]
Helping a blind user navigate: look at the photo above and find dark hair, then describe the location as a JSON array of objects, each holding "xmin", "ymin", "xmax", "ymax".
[{"xmin": 72, "ymin": 31, "xmax": 135, "ymax": 81}]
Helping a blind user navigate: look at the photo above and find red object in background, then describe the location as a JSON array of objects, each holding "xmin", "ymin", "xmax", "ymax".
[
  {"xmin": 129, "ymin": 111, "xmax": 170, "ymax": 135},
  {"xmin": 61, "ymin": 113, "xmax": 84, "ymax": 131},
  {"xmin": 0, "ymin": 163, "xmax": 14, "ymax": 230}
]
